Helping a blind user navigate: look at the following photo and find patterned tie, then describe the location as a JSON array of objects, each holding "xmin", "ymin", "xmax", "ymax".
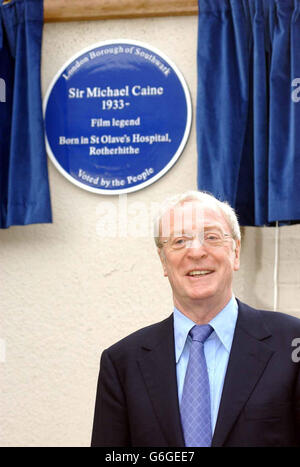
[{"xmin": 180, "ymin": 324, "xmax": 213, "ymax": 447}]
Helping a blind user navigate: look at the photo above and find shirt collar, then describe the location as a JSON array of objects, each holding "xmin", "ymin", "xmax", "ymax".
[
  {"xmin": 173, "ymin": 295, "xmax": 238, "ymax": 363},
  {"xmin": 209, "ymin": 295, "xmax": 238, "ymax": 353}
]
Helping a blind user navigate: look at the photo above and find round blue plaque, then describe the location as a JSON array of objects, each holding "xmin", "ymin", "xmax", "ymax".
[{"xmin": 44, "ymin": 40, "xmax": 192, "ymax": 194}]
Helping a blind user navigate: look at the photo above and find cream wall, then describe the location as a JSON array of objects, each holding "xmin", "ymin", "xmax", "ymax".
[{"xmin": 0, "ymin": 15, "xmax": 300, "ymax": 447}]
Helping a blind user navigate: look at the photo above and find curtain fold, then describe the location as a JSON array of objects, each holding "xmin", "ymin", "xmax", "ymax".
[
  {"xmin": 197, "ymin": 0, "xmax": 300, "ymax": 226},
  {"xmin": 0, "ymin": 0, "xmax": 52, "ymax": 228}
]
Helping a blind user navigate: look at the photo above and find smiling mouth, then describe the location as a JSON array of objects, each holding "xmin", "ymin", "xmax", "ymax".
[{"xmin": 187, "ymin": 270, "xmax": 213, "ymax": 277}]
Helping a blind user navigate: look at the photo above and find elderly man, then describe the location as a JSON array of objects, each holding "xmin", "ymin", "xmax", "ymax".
[{"xmin": 91, "ymin": 191, "xmax": 300, "ymax": 447}]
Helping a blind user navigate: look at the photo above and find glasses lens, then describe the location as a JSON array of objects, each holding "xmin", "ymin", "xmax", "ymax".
[{"xmin": 167, "ymin": 231, "xmax": 231, "ymax": 250}]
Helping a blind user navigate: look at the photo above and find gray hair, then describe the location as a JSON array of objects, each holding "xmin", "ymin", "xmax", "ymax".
[{"xmin": 154, "ymin": 190, "xmax": 241, "ymax": 248}]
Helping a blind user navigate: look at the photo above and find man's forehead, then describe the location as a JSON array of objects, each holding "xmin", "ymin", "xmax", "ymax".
[
  {"xmin": 160, "ymin": 200, "xmax": 229, "ymax": 237},
  {"xmin": 163, "ymin": 201, "xmax": 225, "ymax": 224},
  {"xmin": 172, "ymin": 224, "xmax": 224, "ymax": 234}
]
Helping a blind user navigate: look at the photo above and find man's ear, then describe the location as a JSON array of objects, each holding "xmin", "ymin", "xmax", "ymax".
[
  {"xmin": 233, "ymin": 239, "xmax": 241, "ymax": 271},
  {"xmin": 157, "ymin": 248, "xmax": 168, "ymax": 277}
]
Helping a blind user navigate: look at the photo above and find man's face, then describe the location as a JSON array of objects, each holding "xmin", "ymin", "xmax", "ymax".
[{"xmin": 158, "ymin": 200, "xmax": 241, "ymax": 312}]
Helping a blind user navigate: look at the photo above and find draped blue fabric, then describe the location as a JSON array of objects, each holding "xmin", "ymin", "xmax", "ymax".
[
  {"xmin": 197, "ymin": 0, "xmax": 300, "ymax": 226},
  {"xmin": 0, "ymin": 0, "xmax": 51, "ymax": 228}
]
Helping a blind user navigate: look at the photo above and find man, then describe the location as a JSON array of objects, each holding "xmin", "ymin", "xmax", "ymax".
[{"xmin": 91, "ymin": 190, "xmax": 300, "ymax": 447}]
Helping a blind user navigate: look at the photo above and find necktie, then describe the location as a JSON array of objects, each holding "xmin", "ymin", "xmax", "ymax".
[{"xmin": 180, "ymin": 324, "xmax": 213, "ymax": 447}]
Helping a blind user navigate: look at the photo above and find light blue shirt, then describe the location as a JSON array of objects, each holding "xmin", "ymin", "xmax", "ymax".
[{"xmin": 173, "ymin": 296, "xmax": 238, "ymax": 433}]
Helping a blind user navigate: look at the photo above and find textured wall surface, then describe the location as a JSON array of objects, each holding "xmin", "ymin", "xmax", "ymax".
[{"xmin": 0, "ymin": 16, "xmax": 299, "ymax": 447}]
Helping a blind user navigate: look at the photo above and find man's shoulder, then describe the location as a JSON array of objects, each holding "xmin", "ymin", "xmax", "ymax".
[
  {"xmin": 237, "ymin": 299, "xmax": 300, "ymax": 335},
  {"xmin": 102, "ymin": 314, "xmax": 173, "ymax": 359}
]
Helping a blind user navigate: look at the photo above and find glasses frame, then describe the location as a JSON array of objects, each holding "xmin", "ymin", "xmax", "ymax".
[{"xmin": 160, "ymin": 230, "xmax": 234, "ymax": 251}]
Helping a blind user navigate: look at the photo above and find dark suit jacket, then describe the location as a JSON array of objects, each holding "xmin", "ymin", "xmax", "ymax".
[{"xmin": 91, "ymin": 300, "xmax": 300, "ymax": 447}]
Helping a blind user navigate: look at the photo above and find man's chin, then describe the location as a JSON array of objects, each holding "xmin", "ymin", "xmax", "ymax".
[{"xmin": 184, "ymin": 288, "xmax": 217, "ymax": 303}]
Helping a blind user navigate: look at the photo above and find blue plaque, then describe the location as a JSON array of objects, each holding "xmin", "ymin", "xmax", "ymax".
[{"xmin": 44, "ymin": 40, "xmax": 192, "ymax": 194}]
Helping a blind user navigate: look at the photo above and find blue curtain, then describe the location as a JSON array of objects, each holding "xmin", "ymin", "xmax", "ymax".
[
  {"xmin": 0, "ymin": 0, "xmax": 51, "ymax": 228},
  {"xmin": 197, "ymin": 0, "xmax": 300, "ymax": 226}
]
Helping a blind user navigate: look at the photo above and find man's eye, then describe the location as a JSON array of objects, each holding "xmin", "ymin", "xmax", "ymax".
[
  {"xmin": 174, "ymin": 238, "xmax": 186, "ymax": 245},
  {"xmin": 205, "ymin": 234, "xmax": 221, "ymax": 241}
]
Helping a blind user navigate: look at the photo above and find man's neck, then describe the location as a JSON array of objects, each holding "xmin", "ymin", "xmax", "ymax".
[{"xmin": 173, "ymin": 294, "xmax": 233, "ymax": 324}]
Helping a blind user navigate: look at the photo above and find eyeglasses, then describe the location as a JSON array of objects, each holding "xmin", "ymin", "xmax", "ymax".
[{"xmin": 161, "ymin": 230, "xmax": 233, "ymax": 251}]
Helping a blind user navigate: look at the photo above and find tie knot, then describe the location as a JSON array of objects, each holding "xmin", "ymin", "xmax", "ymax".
[{"xmin": 190, "ymin": 324, "xmax": 213, "ymax": 343}]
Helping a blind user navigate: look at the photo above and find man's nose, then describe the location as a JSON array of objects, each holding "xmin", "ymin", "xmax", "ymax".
[{"xmin": 185, "ymin": 238, "xmax": 208, "ymax": 256}]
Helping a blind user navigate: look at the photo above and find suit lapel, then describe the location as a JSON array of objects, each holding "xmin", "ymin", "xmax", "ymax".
[
  {"xmin": 137, "ymin": 315, "xmax": 185, "ymax": 447},
  {"xmin": 212, "ymin": 301, "xmax": 274, "ymax": 447}
]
